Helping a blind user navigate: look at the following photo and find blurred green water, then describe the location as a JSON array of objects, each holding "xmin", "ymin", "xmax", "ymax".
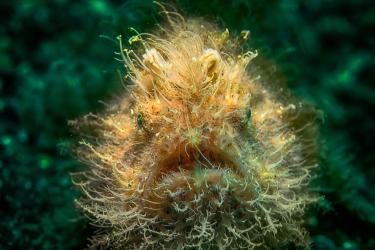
[{"xmin": 0, "ymin": 0, "xmax": 374, "ymax": 249}]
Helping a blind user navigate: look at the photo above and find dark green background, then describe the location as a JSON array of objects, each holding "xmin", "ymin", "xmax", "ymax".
[{"xmin": 1, "ymin": 0, "xmax": 374, "ymax": 249}]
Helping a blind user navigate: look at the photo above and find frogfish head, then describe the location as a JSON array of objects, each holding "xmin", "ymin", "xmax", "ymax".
[{"xmin": 72, "ymin": 14, "xmax": 319, "ymax": 250}]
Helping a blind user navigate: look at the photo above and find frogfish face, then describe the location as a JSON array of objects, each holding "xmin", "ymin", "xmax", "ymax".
[{"xmin": 72, "ymin": 17, "xmax": 318, "ymax": 250}]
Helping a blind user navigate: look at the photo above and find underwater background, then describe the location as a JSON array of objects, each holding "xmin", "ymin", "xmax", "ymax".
[{"xmin": 0, "ymin": 0, "xmax": 374, "ymax": 249}]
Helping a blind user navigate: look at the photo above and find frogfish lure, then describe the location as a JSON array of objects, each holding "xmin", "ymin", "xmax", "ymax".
[{"xmin": 71, "ymin": 8, "xmax": 319, "ymax": 250}]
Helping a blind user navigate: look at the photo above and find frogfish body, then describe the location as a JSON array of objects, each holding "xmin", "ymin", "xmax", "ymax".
[{"xmin": 72, "ymin": 13, "xmax": 318, "ymax": 250}]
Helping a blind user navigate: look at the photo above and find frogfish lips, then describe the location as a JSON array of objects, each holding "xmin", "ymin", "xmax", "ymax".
[{"xmin": 142, "ymin": 140, "xmax": 256, "ymax": 217}]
